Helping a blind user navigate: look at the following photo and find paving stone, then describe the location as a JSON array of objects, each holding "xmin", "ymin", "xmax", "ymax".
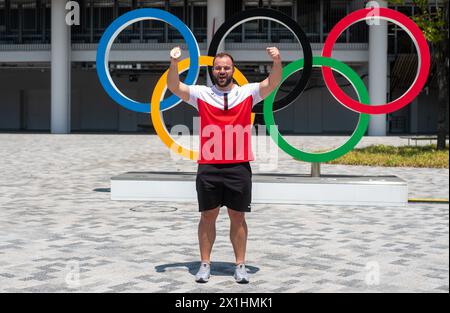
[{"xmin": 0, "ymin": 134, "xmax": 448, "ymax": 292}]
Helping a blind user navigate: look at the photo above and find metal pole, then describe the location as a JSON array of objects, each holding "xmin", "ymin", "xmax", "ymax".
[{"xmin": 311, "ymin": 163, "xmax": 321, "ymax": 177}]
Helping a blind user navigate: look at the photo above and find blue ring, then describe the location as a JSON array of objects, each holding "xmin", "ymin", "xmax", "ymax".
[{"xmin": 96, "ymin": 9, "xmax": 200, "ymax": 113}]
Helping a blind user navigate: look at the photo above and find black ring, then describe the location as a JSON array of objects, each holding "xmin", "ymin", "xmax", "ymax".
[{"xmin": 207, "ymin": 8, "xmax": 313, "ymax": 114}]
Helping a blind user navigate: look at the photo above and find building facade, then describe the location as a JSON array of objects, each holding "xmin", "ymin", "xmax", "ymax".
[{"xmin": 0, "ymin": 0, "xmax": 447, "ymax": 135}]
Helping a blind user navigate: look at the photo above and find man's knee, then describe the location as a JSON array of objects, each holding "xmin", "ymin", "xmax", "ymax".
[
  {"xmin": 200, "ymin": 207, "xmax": 220, "ymax": 223},
  {"xmin": 227, "ymin": 208, "xmax": 246, "ymax": 224}
]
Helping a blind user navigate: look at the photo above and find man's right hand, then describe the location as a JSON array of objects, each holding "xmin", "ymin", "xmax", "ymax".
[
  {"xmin": 167, "ymin": 46, "xmax": 190, "ymax": 102},
  {"xmin": 170, "ymin": 46, "xmax": 182, "ymax": 61}
]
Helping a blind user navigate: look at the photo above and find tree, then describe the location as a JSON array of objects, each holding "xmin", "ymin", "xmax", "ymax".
[{"xmin": 388, "ymin": 0, "xmax": 449, "ymax": 150}]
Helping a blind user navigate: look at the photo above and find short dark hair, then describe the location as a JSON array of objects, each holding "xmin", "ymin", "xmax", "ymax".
[{"xmin": 213, "ymin": 52, "xmax": 235, "ymax": 67}]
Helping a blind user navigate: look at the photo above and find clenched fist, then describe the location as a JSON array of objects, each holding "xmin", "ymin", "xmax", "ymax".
[
  {"xmin": 170, "ymin": 46, "xmax": 182, "ymax": 60},
  {"xmin": 266, "ymin": 47, "xmax": 281, "ymax": 62}
]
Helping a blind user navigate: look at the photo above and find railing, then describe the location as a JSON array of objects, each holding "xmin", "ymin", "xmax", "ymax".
[
  {"xmin": 0, "ymin": 0, "xmax": 371, "ymax": 46},
  {"xmin": 0, "ymin": 42, "xmax": 370, "ymax": 52},
  {"xmin": 2, "ymin": 0, "xmax": 437, "ymax": 50}
]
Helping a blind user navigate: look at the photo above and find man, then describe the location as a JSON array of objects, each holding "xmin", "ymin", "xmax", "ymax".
[{"xmin": 167, "ymin": 47, "xmax": 282, "ymax": 284}]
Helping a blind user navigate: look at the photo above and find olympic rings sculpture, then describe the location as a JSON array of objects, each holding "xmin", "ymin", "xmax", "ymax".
[{"xmin": 96, "ymin": 7, "xmax": 430, "ymax": 163}]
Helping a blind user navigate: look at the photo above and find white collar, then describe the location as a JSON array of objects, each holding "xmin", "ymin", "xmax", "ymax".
[{"xmin": 212, "ymin": 84, "xmax": 237, "ymax": 96}]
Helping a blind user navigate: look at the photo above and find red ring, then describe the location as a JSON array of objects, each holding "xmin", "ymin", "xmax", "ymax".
[{"xmin": 322, "ymin": 7, "xmax": 430, "ymax": 115}]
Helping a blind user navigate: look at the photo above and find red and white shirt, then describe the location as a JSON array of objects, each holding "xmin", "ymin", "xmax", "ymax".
[{"xmin": 187, "ymin": 83, "xmax": 262, "ymax": 164}]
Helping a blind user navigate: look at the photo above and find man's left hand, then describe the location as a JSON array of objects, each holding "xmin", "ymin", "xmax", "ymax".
[{"xmin": 266, "ymin": 47, "xmax": 281, "ymax": 62}]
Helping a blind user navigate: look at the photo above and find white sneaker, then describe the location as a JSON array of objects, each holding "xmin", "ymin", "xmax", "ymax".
[
  {"xmin": 234, "ymin": 263, "xmax": 249, "ymax": 284},
  {"xmin": 195, "ymin": 262, "xmax": 211, "ymax": 283}
]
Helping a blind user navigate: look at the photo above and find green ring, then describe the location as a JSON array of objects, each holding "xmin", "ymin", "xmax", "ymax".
[{"xmin": 263, "ymin": 56, "xmax": 370, "ymax": 163}]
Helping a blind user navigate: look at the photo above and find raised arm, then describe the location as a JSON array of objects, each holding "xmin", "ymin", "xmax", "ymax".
[
  {"xmin": 167, "ymin": 46, "xmax": 190, "ymax": 102},
  {"xmin": 259, "ymin": 47, "xmax": 282, "ymax": 100}
]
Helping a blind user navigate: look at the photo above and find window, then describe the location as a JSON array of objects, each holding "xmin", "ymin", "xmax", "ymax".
[
  {"xmin": 192, "ymin": 3, "xmax": 206, "ymax": 42},
  {"xmin": 390, "ymin": 5, "xmax": 415, "ymax": 54},
  {"xmin": 0, "ymin": 1, "xmax": 5, "ymax": 29},
  {"xmin": 324, "ymin": 0, "xmax": 348, "ymax": 43},
  {"xmin": 297, "ymin": 0, "xmax": 321, "ymax": 43},
  {"xmin": 23, "ymin": 4, "xmax": 37, "ymax": 31},
  {"xmin": 232, "ymin": 0, "xmax": 296, "ymax": 43}
]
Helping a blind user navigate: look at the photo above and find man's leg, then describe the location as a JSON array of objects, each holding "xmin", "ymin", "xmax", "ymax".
[
  {"xmin": 227, "ymin": 208, "xmax": 247, "ymax": 265},
  {"xmin": 228, "ymin": 208, "xmax": 250, "ymax": 283},
  {"xmin": 198, "ymin": 207, "xmax": 220, "ymax": 263}
]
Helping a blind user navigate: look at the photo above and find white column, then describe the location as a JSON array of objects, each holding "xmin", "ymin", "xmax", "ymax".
[
  {"xmin": 51, "ymin": 0, "xmax": 71, "ymax": 134},
  {"xmin": 207, "ymin": 0, "xmax": 225, "ymax": 86},
  {"xmin": 368, "ymin": 0, "xmax": 388, "ymax": 136}
]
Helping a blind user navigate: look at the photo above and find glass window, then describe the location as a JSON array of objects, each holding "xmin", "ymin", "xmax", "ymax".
[
  {"xmin": 9, "ymin": 3, "xmax": 18, "ymax": 30},
  {"xmin": 348, "ymin": 0, "xmax": 367, "ymax": 43},
  {"xmin": 270, "ymin": 5, "xmax": 293, "ymax": 43},
  {"xmin": 324, "ymin": 0, "xmax": 348, "ymax": 43},
  {"xmin": 138, "ymin": 1, "xmax": 163, "ymax": 43},
  {"xmin": 23, "ymin": 7, "xmax": 37, "ymax": 31},
  {"xmin": 192, "ymin": 4, "xmax": 206, "ymax": 42},
  {"xmin": 243, "ymin": 1, "xmax": 267, "ymax": 42},
  {"xmin": 0, "ymin": 1, "xmax": 5, "ymax": 31},
  {"xmin": 118, "ymin": 0, "xmax": 132, "ymax": 15},
  {"xmin": 395, "ymin": 6, "xmax": 415, "ymax": 54},
  {"xmin": 235, "ymin": 0, "xmax": 295, "ymax": 43},
  {"xmin": 297, "ymin": 0, "xmax": 320, "ymax": 43},
  {"xmin": 169, "ymin": 1, "xmax": 184, "ymax": 41}
]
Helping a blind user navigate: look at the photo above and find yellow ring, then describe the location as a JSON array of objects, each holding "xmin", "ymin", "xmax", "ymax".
[{"xmin": 151, "ymin": 55, "xmax": 254, "ymax": 161}]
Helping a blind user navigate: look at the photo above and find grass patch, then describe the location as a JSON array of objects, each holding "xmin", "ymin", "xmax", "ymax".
[{"xmin": 327, "ymin": 144, "xmax": 449, "ymax": 168}]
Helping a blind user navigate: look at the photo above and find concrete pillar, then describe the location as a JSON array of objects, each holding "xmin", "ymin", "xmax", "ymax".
[
  {"xmin": 51, "ymin": 0, "xmax": 71, "ymax": 134},
  {"xmin": 207, "ymin": 0, "xmax": 225, "ymax": 86},
  {"xmin": 368, "ymin": 0, "xmax": 388, "ymax": 136}
]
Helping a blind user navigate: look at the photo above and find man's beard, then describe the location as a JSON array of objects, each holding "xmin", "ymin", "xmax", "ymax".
[{"xmin": 213, "ymin": 75, "xmax": 233, "ymax": 87}]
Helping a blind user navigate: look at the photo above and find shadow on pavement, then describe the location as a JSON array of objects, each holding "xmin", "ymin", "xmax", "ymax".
[
  {"xmin": 155, "ymin": 261, "xmax": 260, "ymax": 276},
  {"xmin": 93, "ymin": 188, "xmax": 111, "ymax": 193}
]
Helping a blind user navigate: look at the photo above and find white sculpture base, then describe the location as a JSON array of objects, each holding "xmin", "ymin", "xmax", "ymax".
[{"xmin": 111, "ymin": 172, "xmax": 408, "ymax": 207}]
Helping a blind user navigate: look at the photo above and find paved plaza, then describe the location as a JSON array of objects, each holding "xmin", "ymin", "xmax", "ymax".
[{"xmin": 0, "ymin": 134, "xmax": 448, "ymax": 293}]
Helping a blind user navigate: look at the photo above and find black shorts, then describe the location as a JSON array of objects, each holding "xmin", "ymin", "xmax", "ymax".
[{"xmin": 196, "ymin": 162, "xmax": 252, "ymax": 213}]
